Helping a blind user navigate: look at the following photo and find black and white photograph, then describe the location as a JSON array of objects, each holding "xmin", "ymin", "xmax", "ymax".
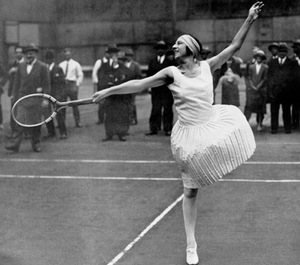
[{"xmin": 0, "ymin": 1, "xmax": 299, "ymax": 265}]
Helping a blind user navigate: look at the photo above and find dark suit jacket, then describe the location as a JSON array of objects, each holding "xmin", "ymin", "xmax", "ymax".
[
  {"xmin": 290, "ymin": 55, "xmax": 300, "ymax": 99},
  {"xmin": 267, "ymin": 57, "xmax": 296, "ymax": 103},
  {"xmin": 127, "ymin": 60, "xmax": 142, "ymax": 80},
  {"xmin": 50, "ymin": 64, "xmax": 66, "ymax": 100},
  {"xmin": 12, "ymin": 60, "xmax": 50, "ymax": 100},
  {"xmin": 147, "ymin": 56, "xmax": 174, "ymax": 93}
]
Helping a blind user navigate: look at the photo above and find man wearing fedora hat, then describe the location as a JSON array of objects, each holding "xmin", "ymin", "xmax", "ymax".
[
  {"xmin": 267, "ymin": 42, "xmax": 295, "ymax": 134},
  {"xmin": 290, "ymin": 39, "xmax": 300, "ymax": 130},
  {"xmin": 146, "ymin": 40, "xmax": 174, "ymax": 136},
  {"xmin": 5, "ymin": 43, "xmax": 50, "ymax": 153},
  {"xmin": 266, "ymin": 42, "xmax": 279, "ymax": 64},
  {"xmin": 92, "ymin": 44, "xmax": 119, "ymax": 125},
  {"xmin": 124, "ymin": 48, "xmax": 142, "ymax": 125},
  {"xmin": 244, "ymin": 50, "xmax": 268, "ymax": 132}
]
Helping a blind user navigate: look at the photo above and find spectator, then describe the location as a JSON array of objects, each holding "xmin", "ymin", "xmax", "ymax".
[
  {"xmin": 102, "ymin": 52, "xmax": 132, "ymax": 142},
  {"xmin": 124, "ymin": 48, "xmax": 142, "ymax": 125},
  {"xmin": 244, "ymin": 50, "xmax": 268, "ymax": 132},
  {"xmin": 267, "ymin": 42, "xmax": 295, "ymax": 134},
  {"xmin": 200, "ymin": 46, "xmax": 212, "ymax": 60},
  {"xmin": 5, "ymin": 43, "xmax": 50, "ymax": 153},
  {"xmin": 216, "ymin": 68, "xmax": 240, "ymax": 107},
  {"xmin": 44, "ymin": 49, "xmax": 67, "ymax": 139},
  {"xmin": 146, "ymin": 40, "xmax": 174, "ymax": 136},
  {"xmin": 266, "ymin": 42, "xmax": 279, "ymax": 64},
  {"xmin": 59, "ymin": 48, "xmax": 84, "ymax": 128},
  {"xmin": 7, "ymin": 47, "xmax": 24, "ymax": 136},
  {"xmin": 290, "ymin": 39, "xmax": 300, "ymax": 130},
  {"xmin": 92, "ymin": 44, "xmax": 119, "ymax": 125},
  {"xmin": 0, "ymin": 64, "xmax": 8, "ymax": 130}
]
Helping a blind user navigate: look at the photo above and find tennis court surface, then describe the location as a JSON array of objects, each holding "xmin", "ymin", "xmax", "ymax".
[{"xmin": 0, "ymin": 80, "xmax": 299, "ymax": 265}]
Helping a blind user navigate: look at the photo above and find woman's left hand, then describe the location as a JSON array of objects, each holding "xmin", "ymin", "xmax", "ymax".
[{"xmin": 249, "ymin": 1, "xmax": 264, "ymax": 21}]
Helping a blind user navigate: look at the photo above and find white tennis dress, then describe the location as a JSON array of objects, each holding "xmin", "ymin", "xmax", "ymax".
[{"xmin": 168, "ymin": 62, "xmax": 256, "ymax": 188}]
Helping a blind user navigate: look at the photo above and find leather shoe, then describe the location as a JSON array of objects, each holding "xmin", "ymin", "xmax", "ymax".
[
  {"xmin": 165, "ymin": 131, "xmax": 171, "ymax": 136},
  {"xmin": 118, "ymin": 136, "xmax": 127, "ymax": 142},
  {"xmin": 285, "ymin": 130, "xmax": 291, "ymax": 134},
  {"xmin": 32, "ymin": 146, "xmax": 41, "ymax": 152},
  {"xmin": 102, "ymin": 137, "xmax": 113, "ymax": 142},
  {"xmin": 271, "ymin": 129, "xmax": 277, "ymax": 134},
  {"xmin": 75, "ymin": 123, "xmax": 82, "ymax": 128},
  {"xmin": 145, "ymin": 131, "xmax": 157, "ymax": 136},
  {"xmin": 5, "ymin": 145, "xmax": 19, "ymax": 153},
  {"xmin": 60, "ymin": 134, "xmax": 67, "ymax": 139},
  {"xmin": 43, "ymin": 134, "xmax": 56, "ymax": 139}
]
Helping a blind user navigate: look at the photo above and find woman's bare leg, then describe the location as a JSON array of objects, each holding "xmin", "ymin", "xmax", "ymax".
[{"xmin": 183, "ymin": 187, "xmax": 198, "ymax": 248}]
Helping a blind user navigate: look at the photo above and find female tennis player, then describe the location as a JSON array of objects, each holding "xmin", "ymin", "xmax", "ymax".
[{"xmin": 93, "ymin": 2, "xmax": 263, "ymax": 264}]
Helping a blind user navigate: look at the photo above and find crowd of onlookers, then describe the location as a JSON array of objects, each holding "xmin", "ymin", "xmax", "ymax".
[
  {"xmin": 213, "ymin": 41, "xmax": 300, "ymax": 134},
  {"xmin": 0, "ymin": 38, "xmax": 299, "ymax": 153}
]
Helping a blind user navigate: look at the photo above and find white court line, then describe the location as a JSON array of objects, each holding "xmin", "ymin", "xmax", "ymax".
[
  {"xmin": 0, "ymin": 174, "xmax": 180, "ymax": 181},
  {"xmin": 220, "ymin": 179, "xmax": 300, "ymax": 183},
  {"xmin": 1, "ymin": 158, "xmax": 300, "ymax": 165},
  {"xmin": 0, "ymin": 174, "xmax": 299, "ymax": 183},
  {"xmin": 106, "ymin": 194, "xmax": 184, "ymax": 265}
]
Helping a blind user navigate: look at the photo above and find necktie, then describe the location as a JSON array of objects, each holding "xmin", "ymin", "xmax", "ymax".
[{"xmin": 65, "ymin": 61, "xmax": 69, "ymax": 77}]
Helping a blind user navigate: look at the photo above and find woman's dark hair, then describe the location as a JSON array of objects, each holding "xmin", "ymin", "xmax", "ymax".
[{"xmin": 185, "ymin": 34, "xmax": 203, "ymax": 57}]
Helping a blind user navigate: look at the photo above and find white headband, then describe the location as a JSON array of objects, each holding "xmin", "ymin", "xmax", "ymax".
[{"xmin": 178, "ymin": 35, "xmax": 201, "ymax": 56}]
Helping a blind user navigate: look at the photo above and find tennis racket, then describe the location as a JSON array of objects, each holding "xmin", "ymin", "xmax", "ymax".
[{"xmin": 12, "ymin": 93, "xmax": 94, "ymax": 127}]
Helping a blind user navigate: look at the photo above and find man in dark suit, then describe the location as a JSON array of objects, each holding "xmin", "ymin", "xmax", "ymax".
[
  {"xmin": 44, "ymin": 49, "xmax": 67, "ymax": 139},
  {"xmin": 267, "ymin": 42, "xmax": 296, "ymax": 134},
  {"xmin": 146, "ymin": 40, "xmax": 174, "ymax": 136},
  {"xmin": 290, "ymin": 39, "xmax": 300, "ymax": 130},
  {"xmin": 266, "ymin": 42, "xmax": 279, "ymax": 65},
  {"xmin": 124, "ymin": 48, "xmax": 142, "ymax": 125},
  {"xmin": 7, "ymin": 46, "xmax": 24, "ymax": 135},
  {"xmin": 5, "ymin": 43, "xmax": 50, "ymax": 153},
  {"xmin": 92, "ymin": 44, "xmax": 119, "ymax": 125}
]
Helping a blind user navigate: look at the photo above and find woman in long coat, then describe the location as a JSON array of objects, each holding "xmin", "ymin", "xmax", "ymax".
[{"xmin": 244, "ymin": 50, "xmax": 268, "ymax": 131}]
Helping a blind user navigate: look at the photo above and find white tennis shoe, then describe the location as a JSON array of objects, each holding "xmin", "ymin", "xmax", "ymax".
[{"xmin": 186, "ymin": 243, "xmax": 199, "ymax": 265}]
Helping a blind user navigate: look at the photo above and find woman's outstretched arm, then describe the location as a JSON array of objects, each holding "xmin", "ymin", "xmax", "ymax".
[
  {"xmin": 92, "ymin": 67, "xmax": 173, "ymax": 103},
  {"xmin": 208, "ymin": 1, "xmax": 264, "ymax": 72}
]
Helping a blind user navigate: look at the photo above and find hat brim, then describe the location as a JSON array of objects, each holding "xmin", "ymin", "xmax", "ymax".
[
  {"xmin": 106, "ymin": 48, "xmax": 120, "ymax": 53},
  {"xmin": 154, "ymin": 44, "xmax": 167, "ymax": 50},
  {"xmin": 24, "ymin": 48, "xmax": 38, "ymax": 53},
  {"xmin": 268, "ymin": 45, "xmax": 279, "ymax": 51}
]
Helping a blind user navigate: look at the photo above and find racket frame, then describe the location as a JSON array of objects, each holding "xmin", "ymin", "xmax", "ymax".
[{"xmin": 12, "ymin": 93, "xmax": 94, "ymax": 127}]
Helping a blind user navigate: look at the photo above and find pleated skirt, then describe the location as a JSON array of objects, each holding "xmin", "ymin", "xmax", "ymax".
[{"xmin": 171, "ymin": 105, "xmax": 256, "ymax": 188}]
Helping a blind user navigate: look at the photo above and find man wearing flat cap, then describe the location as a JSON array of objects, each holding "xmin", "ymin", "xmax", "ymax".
[
  {"xmin": 5, "ymin": 43, "xmax": 50, "ymax": 153},
  {"xmin": 267, "ymin": 42, "xmax": 296, "ymax": 134},
  {"xmin": 290, "ymin": 39, "xmax": 300, "ymax": 130},
  {"xmin": 92, "ymin": 44, "xmax": 119, "ymax": 125},
  {"xmin": 146, "ymin": 40, "xmax": 174, "ymax": 136}
]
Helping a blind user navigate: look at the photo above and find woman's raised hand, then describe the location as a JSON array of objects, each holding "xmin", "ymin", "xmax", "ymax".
[{"xmin": 249, "ymin": 1, "xmax": 264, "ymax": 21}]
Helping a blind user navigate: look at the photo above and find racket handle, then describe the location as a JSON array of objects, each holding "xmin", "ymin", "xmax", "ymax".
[{"xmin": 64, "ymin": 98, "xmax": 94, "ymax": 107}]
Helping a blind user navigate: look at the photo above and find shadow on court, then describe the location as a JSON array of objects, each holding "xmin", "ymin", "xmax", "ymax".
[{"xmin": 0, "ymin": 78, "xmax": 299, "ymax": 265}]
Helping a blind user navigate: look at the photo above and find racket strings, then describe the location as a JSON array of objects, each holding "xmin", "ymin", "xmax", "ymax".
[{"xmin": 13, "ymin": 96, "xmax": 54, "ymax": 126}]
